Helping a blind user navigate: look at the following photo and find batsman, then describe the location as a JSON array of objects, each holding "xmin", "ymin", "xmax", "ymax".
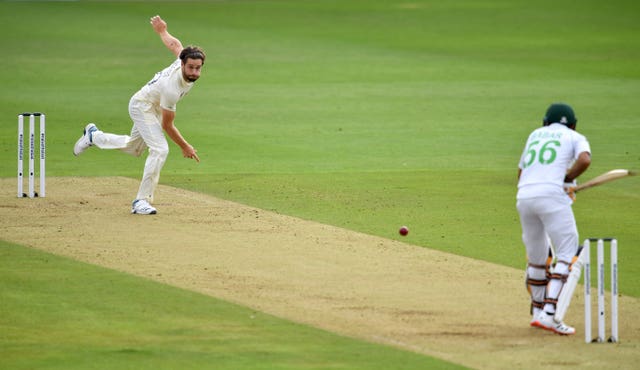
[{"xmin": 516, "ymin": 103, "xmax": 591, "ymax": 335}]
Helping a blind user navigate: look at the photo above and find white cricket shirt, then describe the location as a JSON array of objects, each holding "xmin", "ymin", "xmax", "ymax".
[
  {"xmin": 517, "ymin": 123, "xmax": 591, "ymax": 199},
  {"xmin": 131, "ymin": 59, "xmax": 193, "ymax": 116}
]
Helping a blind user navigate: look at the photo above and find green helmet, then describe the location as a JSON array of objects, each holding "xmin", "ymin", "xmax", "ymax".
[{"xmin": 543, "ymin": 103, "xmax": 577, "ymax": 127}]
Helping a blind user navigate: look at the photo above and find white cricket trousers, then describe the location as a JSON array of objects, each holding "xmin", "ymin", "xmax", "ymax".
[
  {"xmin": 90, "ymin": 98, "xmax": 169, "ymax": 202},
  {"xmin": 516, "ymin": 196, "xmax": 579, "ymax": 265}
]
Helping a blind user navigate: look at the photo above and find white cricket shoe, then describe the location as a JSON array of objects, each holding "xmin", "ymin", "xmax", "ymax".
[
  {"xmin": 530, "ymin": 307, "xmax": 542, "ymax": 327},
  {"xmin": 131, "ymin": 199, "xmax": 157, "ymax": 215},
  {"xmin": 531, "ymin": 311, "xmax": 575, "ymax": 335},
  {"xmin": 73, "ymin": 123, "xmax": 98, "ymax": 156}
]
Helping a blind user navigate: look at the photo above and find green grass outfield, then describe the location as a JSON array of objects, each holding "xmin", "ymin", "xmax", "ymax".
[{"xmin": 1, "ymin": 0, "xmax": 639, "ymax": 368}]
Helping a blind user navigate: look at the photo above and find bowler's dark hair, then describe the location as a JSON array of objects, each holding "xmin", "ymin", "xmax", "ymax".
[{"xmin": 180, "ymin": 46, "xmax": 206, "ymax": 64}]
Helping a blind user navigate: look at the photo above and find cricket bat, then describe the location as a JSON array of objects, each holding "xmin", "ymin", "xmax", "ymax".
[{"xmin": 574, "ymin": 169, "xmax": 636, "ymax": 193}]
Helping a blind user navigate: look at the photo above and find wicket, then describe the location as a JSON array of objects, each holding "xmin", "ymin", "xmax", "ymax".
[
  {"xmin": 17, "ymin": 112, "xmax": 46, "ymax": 198},
  {"xmin": 583, "ymin": 238, "xmax": 618, "ymax": 343}
]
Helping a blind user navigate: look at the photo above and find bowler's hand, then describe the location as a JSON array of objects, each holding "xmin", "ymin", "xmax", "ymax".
[
  {"xmin": 182, "ymin": 145, "xmax": 200, "ymax": 163},
  {"xmin": 150, "ymin": 15, "xmax": 167, "ymax": 34}
]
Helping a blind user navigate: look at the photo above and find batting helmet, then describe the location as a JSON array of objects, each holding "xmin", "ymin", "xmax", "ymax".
[{"xmin": 543, "ymin": 103, "xmax": 577, "ymax": 127}]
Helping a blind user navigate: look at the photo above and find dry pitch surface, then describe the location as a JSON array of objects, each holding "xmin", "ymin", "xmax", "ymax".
[{"xmin": 2, "ymin": 177, "xmax": 639, "ymax": 369}]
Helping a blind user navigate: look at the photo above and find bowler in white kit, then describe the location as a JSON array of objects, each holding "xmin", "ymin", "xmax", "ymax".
[
  {"xmin": 516, "ymin": 103, "xmax": 591, "ymax": 335},
  {"xmin": 74, "ymin": 15, "xmax": 204, "ymax": 215}
]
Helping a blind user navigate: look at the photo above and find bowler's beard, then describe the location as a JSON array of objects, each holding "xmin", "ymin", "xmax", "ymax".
[{"xmin": 183, "ymin": 71, "xmax": 199, "ymax": 83}]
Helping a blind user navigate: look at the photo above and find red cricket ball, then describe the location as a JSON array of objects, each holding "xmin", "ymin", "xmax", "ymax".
[{"xmin": 399, "ymin": 226, "xmax": 409, "ymax": 236}]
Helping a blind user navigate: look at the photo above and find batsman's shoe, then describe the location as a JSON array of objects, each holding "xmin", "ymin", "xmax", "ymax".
[
  {"xmin": 531, "ymin": 311, "xmax": 575, "ymax": 335},
  {"xmin": 131, "ymin": 199, "xmax": 157, "ymax": 215},
  {"xmin": 73, "ymin": 123, "xmax": 98, "ymax": 156},
  {"xmin": 529, "ymin": 308, "xmax": 543, "ymax": 327}
]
